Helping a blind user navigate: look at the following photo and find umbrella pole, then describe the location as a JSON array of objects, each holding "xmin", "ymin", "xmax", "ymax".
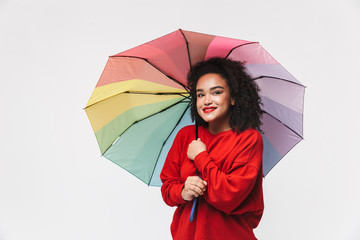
[
  {"xmin": 195, "ymin": 121, "xmax": 198, "ymax": 139},
  {"xmin": 189, "ymin": 195, "xmax": 198, "ymax": 222},
  {"xmin": 190, "ymin": 121, "xmax": 199, "ymax": 222}
]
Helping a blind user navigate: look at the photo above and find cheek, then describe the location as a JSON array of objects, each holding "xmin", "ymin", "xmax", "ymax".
[
  {"xmin": 196, "ymin": 99, "xmax": 205, "ymax": 116},
  {"xmin": 196, "ymin": 98, "xmax": 202, "ymax": 109}
]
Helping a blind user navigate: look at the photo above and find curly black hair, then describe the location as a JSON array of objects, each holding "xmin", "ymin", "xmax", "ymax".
[{"xmin": 187, "ymin": 57, "xmax": 263, "ymax": 133}]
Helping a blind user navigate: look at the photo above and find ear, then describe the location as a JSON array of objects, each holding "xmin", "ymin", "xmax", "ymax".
[{"xmin": 231, "ymin": 98, "xmax": 235, "ymax": 106}]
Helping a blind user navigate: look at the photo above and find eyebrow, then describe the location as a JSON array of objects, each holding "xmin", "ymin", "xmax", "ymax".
[{"xmin": 196, "ymin": 86, "xmax": 225, "ymax": 92}]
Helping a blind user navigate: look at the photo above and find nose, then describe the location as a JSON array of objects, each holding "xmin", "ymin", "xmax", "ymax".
[{"xmin": 204, "ymin": 94, "xmax": 212, "ymax": 105}]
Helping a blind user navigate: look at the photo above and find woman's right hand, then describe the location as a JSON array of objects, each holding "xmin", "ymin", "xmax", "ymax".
[{"xmin": 181, "ymin": 176, "xmax": 207, "ymax": 201}]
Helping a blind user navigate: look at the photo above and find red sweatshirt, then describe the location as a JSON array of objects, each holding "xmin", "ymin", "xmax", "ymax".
[{"xmin": 160, "ymin": 125, "xmax": 264, "ymax": 240}]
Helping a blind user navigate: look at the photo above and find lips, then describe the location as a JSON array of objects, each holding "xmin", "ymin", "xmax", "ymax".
[{"xmin": 203, "ymin": 107, "xmax": 216, "ymax": 113}]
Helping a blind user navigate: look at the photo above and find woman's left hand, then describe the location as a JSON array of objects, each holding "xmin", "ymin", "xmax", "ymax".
[{"xmin": 187, "ymin": 138, "xmax": 207, "ymax": 160}]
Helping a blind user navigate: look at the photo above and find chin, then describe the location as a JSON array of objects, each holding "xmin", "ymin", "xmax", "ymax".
[{"xmin": 202, "ymin": 118, "xmax": 215, "ymax": 124}]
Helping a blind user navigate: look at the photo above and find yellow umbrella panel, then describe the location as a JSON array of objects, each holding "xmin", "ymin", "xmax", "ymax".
[{"xmin": 85, "ymin": 56, "xmax": 188, "ymax": 155}]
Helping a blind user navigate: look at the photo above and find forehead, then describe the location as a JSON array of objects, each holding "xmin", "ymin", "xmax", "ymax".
[{"xmin": 196, "ymin": 73, "xmax": 228, "ymax": 90}]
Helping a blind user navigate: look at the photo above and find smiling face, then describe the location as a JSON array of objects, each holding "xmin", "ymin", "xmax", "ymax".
[{"xmin": 196, "ymin": 73, "xmax": 235, "ymax": 133}]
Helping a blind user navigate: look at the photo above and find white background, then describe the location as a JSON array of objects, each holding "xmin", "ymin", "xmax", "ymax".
[{"xmin": 1, "ymin": 0, "xmax": 359, "ymax": 239}]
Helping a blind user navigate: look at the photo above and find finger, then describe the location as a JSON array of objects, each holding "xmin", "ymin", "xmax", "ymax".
[
  {"xmin": 189, "ymin": 189, "xmax": 201, "ymax": 198},
  {"xmin": 184, "ymin": 187, "xmax": 200, "ymax": 198},
  {"xmin": 192, "ymin": 185, "xmax": 205, "ymax": 195},
  {"xmin": 187, "ymin": 177, "xmax": 206, "ymax": 188},
  {"xmin": 193, "ymin": 182, "xmax": 206, "ymax": 192},
  {"xmin": 185, "ymin": 181, "xmax": 202, "ymax": 192},
  {"xmin": 192, "ymin": 192, "xmax": 200, "ymax": 198},
  {"xmin": 192, "ymin": 181, "xmax": 208, "ymax": 194},
  {"xmin": 188, "ymin": 177, "xmax": 207, "ymax": 190},
  {"xmin": 187, "ymin": 180, "xmax": 204, "ymax": 191},
  {"xmin": 185, "ymin": 182, "xmax": 205, "ymax": 196}
]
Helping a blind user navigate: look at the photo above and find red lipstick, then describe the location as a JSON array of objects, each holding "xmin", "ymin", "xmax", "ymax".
[{"xmin": 203, "ymin": 107, "xmax": 216, "ymax": 113}]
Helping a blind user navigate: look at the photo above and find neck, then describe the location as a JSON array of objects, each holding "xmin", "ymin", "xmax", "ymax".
[{"xmin": 208, "ymin": 122, "xmax": 231, "ymax": 135}]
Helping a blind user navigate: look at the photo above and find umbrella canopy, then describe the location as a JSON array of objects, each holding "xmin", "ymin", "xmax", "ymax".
[{"xmin": 85, "ymin": 29, "xmax": 305, "ymax": 186}]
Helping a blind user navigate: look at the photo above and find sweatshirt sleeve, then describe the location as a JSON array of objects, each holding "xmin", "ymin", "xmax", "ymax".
[
  {"xmin": 160, "ymin": 130, "xmax": 188, "ymax": 207},
  {"xmin": 194, "ymin": 130, "xmax": 263, "ymax": 214}
]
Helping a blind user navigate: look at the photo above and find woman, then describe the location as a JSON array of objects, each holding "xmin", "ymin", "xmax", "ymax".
[{"xmin": 160, "ymin": 58, "xmax": 264, "ymax": 240}]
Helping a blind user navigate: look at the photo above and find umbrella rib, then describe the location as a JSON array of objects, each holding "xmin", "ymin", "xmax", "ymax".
[
  {"xmin": 125, "ymin": 91, "xmax": 191, "ymax": 101},
  {"xmin": 112, "ymin": 55, "xmax": 190, "ymax": 93},
  {"xmin": 261, "ymin": 111, "xmax": 303, "ymax": 139},
  {"xmin": 124, "ymin": 91, "xmax": 188, "ymax": 96},
  {"xmin": 253, "ymin": 76, "xmax": 306, "ymax": 87},
  {"xmin": 179, "ymin": 29, "xmax": 193, "ymax": 69},
  {"xmin": 224, "ymin": 42, "xmax": 259, "ymax": 59},
  {"xmin": 84, "ymin": 91, "xmax": 189, "ymax": 109},
  {"xmin": 125, "ymin": 91, "xmax": 192, "ymax": 100},
  {"xmin": 148, "ymin": 101, "xmax": 192, "ymax": 185},
  {"xmin": 101, "ymin": 98, "xmax": 191, "ymax": 156},
  {"xmin": 225, "ymin": 43, "xmax": 306, "ymax": 87},
  {"xmin": 262, "ymin": 137, "xmax": 303, "ymax": 178}
]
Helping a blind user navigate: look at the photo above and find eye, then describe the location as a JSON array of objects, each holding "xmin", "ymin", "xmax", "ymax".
[
  {"xmin": 197, "ymin": 93, "xmax": 204, "ymax": 98},
  {"xmin": 212, "ymin": 90, "xmax": 223, "ymax": 95}
]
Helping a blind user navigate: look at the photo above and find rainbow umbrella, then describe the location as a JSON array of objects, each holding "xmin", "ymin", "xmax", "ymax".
[{"xmin": 84, "ymin": 29, "xmax": 305, "ymax": 186}]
